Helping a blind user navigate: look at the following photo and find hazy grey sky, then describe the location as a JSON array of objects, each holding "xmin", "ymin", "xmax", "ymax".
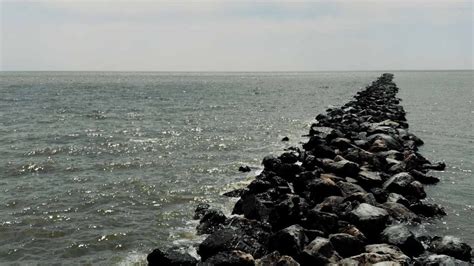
[{"xmin": 1, "ymin": 0, "xmax": 472, "ymax": 71}]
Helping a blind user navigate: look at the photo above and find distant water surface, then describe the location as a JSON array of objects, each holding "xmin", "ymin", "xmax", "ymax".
[{"xmin": 0, "ymin": 71, "xmax": 472, "ymax": 264}]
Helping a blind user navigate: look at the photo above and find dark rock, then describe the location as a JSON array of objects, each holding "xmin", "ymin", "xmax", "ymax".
[
  {"xmin": 429, "ymin": 236, "xmax": 472, "ymax": 261},
  {"xmin": 414, "ymin": 254, "xmax": 471, "ymax": 265},
  {"xmin": 255, "ymin": 251, "xmax": 300, "ymax": 266},
  {"xmin": 387, "ymin": 193, "xmax": 411, "ymax": 207},
  {"xmin": 339, "ymin": 225, "xmax": 367, "ymax": 242},
  {"xmin": 364, "ymin": 244, "xmax": 411, "ymax": 264},
  {"xmin": 262, "ymin": 155, "xmax": 282, "ymax": 171},
  {"xmin": 300, "ymin": 237, "xmax": 339, "ymax": 265},
  {"xmin": 269, "ymin": 224, "xmax": 307, "ymax": 257},
  {"xmin": 268, "ymin": 194, "xmax": 306, "ymax": 230},
  {"xmin": 330, "ymin": 137, "xmax": 353, "ymax": 150},
  {"xmin": 197, "ymin": 209, "xmax": 227, "ymax": 234},
  {"xmin": 223, "ymin": 188, "xmax": 248, "ymax": 197},
  {"xmin": 279, "ymin": 152, "xmax": 299, "ymax": 164},
  {"xmin": 281, "ymin": 136, "xmax": 290, "ymax": 142},
  {"xmin": 409, "ymin": 201, "xmax": 446, "ymax": 217},
  {"xmin": 357, "ymin": 170, "xmax": 383, "ymax": 186},
  {"xmin": 423, "ymin": 161, "xmax": 446, "ymax": 171},
  {"xmin": 304, "ymin": 209, "xmax": 339, "ymax": 233},
  {"xmin": 348, "ymin": 203, "xmax": 389, "ymax": 236},
  {"xmin": 307, "ymin": 177, "xmax": 342, "ymax": 203},
  {"xmin": 370, "ymin": 187, "xmax": 389, "ymax": 203},
  {"xmin": 239, "ymin": 165, "xmax": 252, "ymax": 172},
  {"xmin": 241, "ymin": 194, "xmax": 274, "ymax": 221},
  {"xmin": 198, "ymin": 228, "xmax": 268, "ymax": 260},
  {"xmin": 329, "ymin": 233, "xmax": 365, "ymax": 257},
  {"xmin": 194, "ymin": 203, "xmax": 210, "ymax": 220},
  {"xmin": 337, "ymin": 181, "xmax": 367, "ymax": 197},
  {"xmin": 380, "ymin": 224, "xmax": 424, "ymax": 256},
  {"xmin": 314, "ymin": 196, "xmax": 345, "ymax": 213},
  {"xmin": 322, "ymin": 157, "xmax": 360, "ymax": 177},
  {"xmin": 202, "ymin": 250, "xmax": 254, "ymax": 266},
  {"xmin": 381, "ymin": 202, "xmax": 420, "ymax": 223},
  {"xmin": 410, "ymin": 169, "xmax": 440, "ymax": 184},
  {"xmin": 147, "ymin": 248, "xmax": 197, "ymax": 266},
  {"xmin": 343, "ymin": 192, "xmax": 377, "ymax": 206},
  {"xmin": 383, "ymin": 172, "xmax": 414, "ymax": 193}
]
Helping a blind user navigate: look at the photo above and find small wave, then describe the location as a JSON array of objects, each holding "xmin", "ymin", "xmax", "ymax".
[{"xmin": 117, "ymin": 251, "xmax": 147, "ymax": 266}]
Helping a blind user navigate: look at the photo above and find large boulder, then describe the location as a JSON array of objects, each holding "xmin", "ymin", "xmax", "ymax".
[
  {"xmin": 409, "ymin": 201, "xmax": 446, "ymax": 217},
  {"xmin": 197, "ymin": 209, "xmax": 227, "ymax": 234},
  {"xmin": 381, "ymin": 202, "xmax": 420, "ymax": 223},
  {"xmin": 329, "ymin": 233, "xmax": 365, "ymax": 257},
  {"xmin": 429, "ymin": 236, "xmax": 472, "ymax": 261},
  {"xmin": 269, "ymin": 224, "xmax": 307, "ymax": 257},
  {"xmin": 198, "ymin": 228, "xmax": 268, "ymax": 260},
  {"xmin": 357, "ymin": 170, "xmax": 383, "ymax": 186},
  {"xmin": 322, "ymin": 157, "xmax": 360, "ymax": 177},
  {"xmin": 304, "ymin": 209, "xmax": 339, "ymax": 234},
  {"xmin": 380, "ymin": 224, "xmax": 424, "ymax": 256},
  {"xmin": 147, "ymin": 249, "xmax": 197, "ymax": 266},
  {"xmin": 348, "ymin": 203, "xmax": 389, "ymax": 236}
]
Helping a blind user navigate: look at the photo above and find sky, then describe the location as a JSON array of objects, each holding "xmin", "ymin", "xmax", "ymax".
[{"xmin": 0, "ymin": 0, "xmax": 472, "ymax": 71}]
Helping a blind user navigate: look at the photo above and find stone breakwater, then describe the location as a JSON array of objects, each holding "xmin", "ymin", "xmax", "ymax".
[{"xmin": 148, "ymin": 74, "xmax": 472, "ymax": 265}]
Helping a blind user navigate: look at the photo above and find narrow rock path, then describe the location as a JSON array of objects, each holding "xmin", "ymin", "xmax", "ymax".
[{"xmin": 148, "ymin": 74, "xmax": 472, "ymax": 265}]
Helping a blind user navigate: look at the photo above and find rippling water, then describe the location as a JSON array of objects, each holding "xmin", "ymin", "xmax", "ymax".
[{"xmin": 0, "ymin": 71, "xmax": 472, "ymax": 264}]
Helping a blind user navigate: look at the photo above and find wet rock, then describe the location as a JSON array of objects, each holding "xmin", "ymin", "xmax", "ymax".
[
  {"xmin": 241, "ymin": 194, "xmax": 274, "ymax": 221},
  {"xmin": 383, "ymin": 172, "xmax": 414, "ymax": 193},
  {"xmin": 410, "ymin": 169, "xmax": 440, "ymax": 184},
  {"xmin": 198, "ymin": 228, "xmax": 268, "ymax": 260},
  {"xmin": 423, "ymin": 162, "xmax": 446, "ymax": 171},
  {"xmin": 330, "ymin": 137, "xmax": 353, "ymax": 150},
  {"xmin": 255, "ymin": 251, "xmax": 300, "ymax": 266},
  {"xmin": 380, "ymin": 224, "xmax": 424, "ymax": 256},
  {"xmin": 429, "ymin": 236, "xmax": 472, "ymax": 261},
  {"xmin": 348, "ymin": 203, "xmax": 389, "ymax": 236},
  {"xmin": 223, "ymin": 188, "xmax": 248, "ymax": 197},
  {"xmin": 281, "ymin": 136, "xmax": 290, "ymax": 142},
  {"xmin": 409, "ymin": 201, "xmax": 446, "ymax": 217},
  {"xmin": 197, "ymin": 209, "xmax": 227, "ymax": 234},
  {"xmin": 386, "ymin": 193, "xmax": 410, "ymax": 207},
  {"xmin": 269, "ymin": 224, "xmax": 307, "ymax": 257},
  {"xmin": 370, "ymin": 187, "xmax": 389, "ymax": 203},
  {"xmin": 194, "ymin": 203, "xmax": 211, "ymax": 220},
  {"xmin": 147, "ymin": 248, "xmax": 197, "ymax": 266},
  {"xmin": 280, "ymin": 152, "xmax": 299, "ymax": 164},
  {"xmin": 262, "ymin": 155, "xmax": 282, "ymax": 171},
  {"xmin": 414, "ymin": 254, "xmax": 471, "ymax": 266},
  {"xmin": 329, "ymin": 233, "xmax": 365, "ymax": 257},
  {"xmin": 368, "ymin": 133, "xmax": 402, "ymax": 151},
  {"xmin": 202, "ymin": 250, "xmax": 254, "ymax": 266},
  {"xmin": 338, "ymin": 252, "xmax": 401, "ymax": 265}
]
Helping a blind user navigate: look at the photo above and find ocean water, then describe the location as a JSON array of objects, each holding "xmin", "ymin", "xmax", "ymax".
[{"xmin": 0, "ymin": 71, "xmax": 472, "ymax": 264}]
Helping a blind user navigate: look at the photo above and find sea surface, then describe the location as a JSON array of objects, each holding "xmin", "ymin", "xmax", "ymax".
[{"xmin": 0, "ymin": 71, "xmax": 472, "ymax": 264}]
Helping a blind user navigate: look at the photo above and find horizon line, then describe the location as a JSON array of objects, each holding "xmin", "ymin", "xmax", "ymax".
[{"xmin": 1, "ymin": 69, "xmax": 473, "ymax": 73}]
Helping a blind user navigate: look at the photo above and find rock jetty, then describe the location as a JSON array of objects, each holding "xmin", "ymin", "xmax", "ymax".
[{"xmin": 148, "ymin": 74, "xmax": 472, "ymax": 265}]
